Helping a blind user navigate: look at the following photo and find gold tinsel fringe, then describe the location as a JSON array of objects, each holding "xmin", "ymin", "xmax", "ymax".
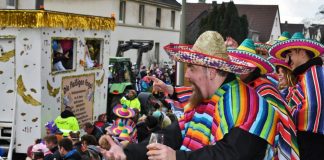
[{"xmin": 0, "ymin": 10, "xmax": 115, "ymax": 30}]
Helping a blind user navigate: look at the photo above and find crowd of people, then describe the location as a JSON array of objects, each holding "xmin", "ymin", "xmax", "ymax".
[{"xmin": 26, "ymin": 30, "xmax": 324, "ymax": 160}]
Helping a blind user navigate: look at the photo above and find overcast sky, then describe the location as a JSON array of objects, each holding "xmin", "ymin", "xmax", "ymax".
[{"xmin": 176, "ymin": 0, "xmax": 324, "ymax": 24}]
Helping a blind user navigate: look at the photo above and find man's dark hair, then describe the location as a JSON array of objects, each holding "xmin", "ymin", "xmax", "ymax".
[
  {"xmin": 35, "ymin": 138, "xmax": 42, "ymax": 144},
  {"xmin": 64, "ymin": 106, "xmax": 72, "ymax": 112},
  {"xmin": 216, "ymin": 69, "xmax": 229, "ymax": 77},
  {"xmin": 69, "ymin": 131, "xmax": 80, "ymax": 141},
  {"xmin": 44, "ymin": 135, "xmax": 58, "ymax": 145},
  {"xmin": 305, "ymin": 49, "xmax": 315, "ymax": 58},
  {"xmin": 84, "ymin": 122, "xmax": 94, "ymax": 129},
  {"xmin": 81, "ymin": 134, "xmax": 98, "ymax": 145},
  {"xmin": 33, "ymin": 151, "xmax": 44, "ymax": 159},
  {"xmin": 145, "ymin": 115, "xmax": 158, "ymax": 129},
  {"xmin": 58, "ymin": 138, "xmax": 73, "ymax": 151}
]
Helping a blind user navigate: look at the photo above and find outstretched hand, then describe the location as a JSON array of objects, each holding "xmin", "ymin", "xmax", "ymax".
[
  {"xmin": 146, "ymin": 76, "xmax": 174, "ymax": 95},
  {"xmin": 99, "ymin": 135, "xmax": 126, "ymax": 160}
]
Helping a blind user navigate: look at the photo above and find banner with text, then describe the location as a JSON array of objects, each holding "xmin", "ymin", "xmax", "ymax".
[{"xmin": 62, "ymin": 74, "xmax": 95, "ymax": 126}]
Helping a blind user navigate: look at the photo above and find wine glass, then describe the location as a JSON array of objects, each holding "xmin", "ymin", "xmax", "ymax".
[{"xmin": 149, "ymin": 133, "xmax": 164, "ymax": 144}]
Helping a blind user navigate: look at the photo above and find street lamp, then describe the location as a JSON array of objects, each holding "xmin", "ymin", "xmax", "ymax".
[{"xmin": 176, "ymin": 0, "xmax": 186, "ymax": 85}]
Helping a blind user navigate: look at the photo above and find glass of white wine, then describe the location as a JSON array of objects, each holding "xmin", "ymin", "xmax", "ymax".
[{"xmin": 149, "ymin": 133, "xmax": 164, "ymax": 144}]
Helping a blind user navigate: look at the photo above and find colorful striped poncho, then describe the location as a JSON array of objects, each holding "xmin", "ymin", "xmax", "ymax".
[
  {"xmin": 174, "ymin": 86, "xmax": 192, "ymax": 108},
  {"xmin": 177, "ymin": 79, "xmax": 278, "ymax": 152},
  {"xmin": 249, "ymin": 77, "xmax": 299, "ymax": 160},
  {"xmin": 288, "ymin": 65, "xmax": 324, "ymax": 134},
  {"xmin": 266, "ymin": 72, "xmax": 279, "ymax": 87}
]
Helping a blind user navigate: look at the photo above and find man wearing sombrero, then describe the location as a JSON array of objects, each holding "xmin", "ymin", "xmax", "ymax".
[
  {"xmin": 99, "ymin": 31, "xmax": 282, "ymax": 160},
  {"xmin": 269, "ymin": 32, "xmax": 324, "ymax": 160},
  {"xmin": 228, "ymin": 38, "xmax": 299, "ymax": 160}
]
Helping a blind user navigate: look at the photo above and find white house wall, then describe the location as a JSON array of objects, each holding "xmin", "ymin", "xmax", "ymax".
[
  {"xmin": 44, "ymin": 0, "xmax": 181, "ymax": 66},
  {"xmin": 124, "ymin": 1, "xmax": 139, "ymax": 25},
  {"xmin": 44, "ymin": 0, "xmax": 115, "ymax": 17},
  {"xmin": 18, "ymin": 0, "xmax": 36, "ymax": 9},
  {"xmin": 118, "ymin": 1, "xmax": 180, "ymax": 30},
  {"xmin": 115, "ymin": 1, "xmax": 181, "ymax": 66},
  {"xmin": 269, "ymin": 10, "xmax": 281, "ymax": 41},
  {"xmin": 110, "ymin": 26, "xmax": 180, "ymax": 67},
  {"xmin": 0, "ymin": 0, "xmax": 6, "ymax": 8}
]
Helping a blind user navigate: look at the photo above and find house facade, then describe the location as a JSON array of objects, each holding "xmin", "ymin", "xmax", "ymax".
[
  {"xmin": 1, "ymin": 0, "xmax": 181, "ymax": 67},
  {"xmin": 281, "ymin": 21, "xmax": 305, "ymax": 36}
]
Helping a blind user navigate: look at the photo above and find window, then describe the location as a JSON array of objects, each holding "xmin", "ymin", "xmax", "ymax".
[
  {"xmin": 139, "ymin": 5, "xmax": 145, "ymax": 25},
  {"xmin": 119, "ymin": 0, "xmax": 126, "ymax": 23},
  {"xmin": 155, "ymin": 43, "xmax": 160, "ymax": 64},
  {"xmin": 6, "ymin": 0, "xmax": 16, "ymax": 8},
  {"xmin": 51, "ymin": 38, "xmax": 76, "ymax": 73},
  {"xmin": 156, "ymin": 8, "xmax": 161, "ymax": 27},
  {"xmin": 171, "ymin": 11, "xmax": 175, "ymax": 29},
  {"xmin": 84, "ymin": 39, "xmax": 103, "ymax": 70}
]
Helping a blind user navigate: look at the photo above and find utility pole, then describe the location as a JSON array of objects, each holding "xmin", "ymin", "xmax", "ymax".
[{"xmin": 176, "ymin": 0, "xmax": 186, "ymax": 86}]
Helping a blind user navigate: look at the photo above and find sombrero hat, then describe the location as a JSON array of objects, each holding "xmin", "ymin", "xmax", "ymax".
[
  {"xmin": 276, "ymin": 31, "xmax": 291, "ymax": 42},
  {"xmin": 116, "ymin": 128, "xmax": 131, "ymax": 141},
  {"xmin": 255, "ymin": 42, "xmax": 272, "ymax": 53},
  {"xmin": 268, "ymin": 57, "xmax": 291, "ymax": 71},
  {"xmin": 109, "ymin": 121, "xmax": 133, "ymax": 135},
  {"xmin": 228, "ymin": 39, "xmax": 274, "ymax": 75},
  {"xmin": 114, "ymin": 118, "xmax": 136, "ymax": 128},
  {"xmin": 269, "ymin": 32, "xmax": 324, "ymax": 60},
  {"xmin": 113, "ymin": 104, "xmax": 135, "ymax": 118},
  {"xmin": 163, "ymin": 31, "xmax": 255, "ymax": 74}
]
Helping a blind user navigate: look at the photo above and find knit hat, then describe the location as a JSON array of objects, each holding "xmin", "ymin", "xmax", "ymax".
[{"xmin": 45, "ymin": 120, "xmax": 58, "ymax": 134}]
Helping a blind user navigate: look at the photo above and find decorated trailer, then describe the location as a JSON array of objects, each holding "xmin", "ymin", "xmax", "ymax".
[{"xmin": 0, "ymin": 10, "xmax": 115, "ymax": 158}]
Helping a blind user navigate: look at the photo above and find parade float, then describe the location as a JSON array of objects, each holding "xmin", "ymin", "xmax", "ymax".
[{"xmin": 0, "ymin": 10, "xmax": 115, "ymax": 156}]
